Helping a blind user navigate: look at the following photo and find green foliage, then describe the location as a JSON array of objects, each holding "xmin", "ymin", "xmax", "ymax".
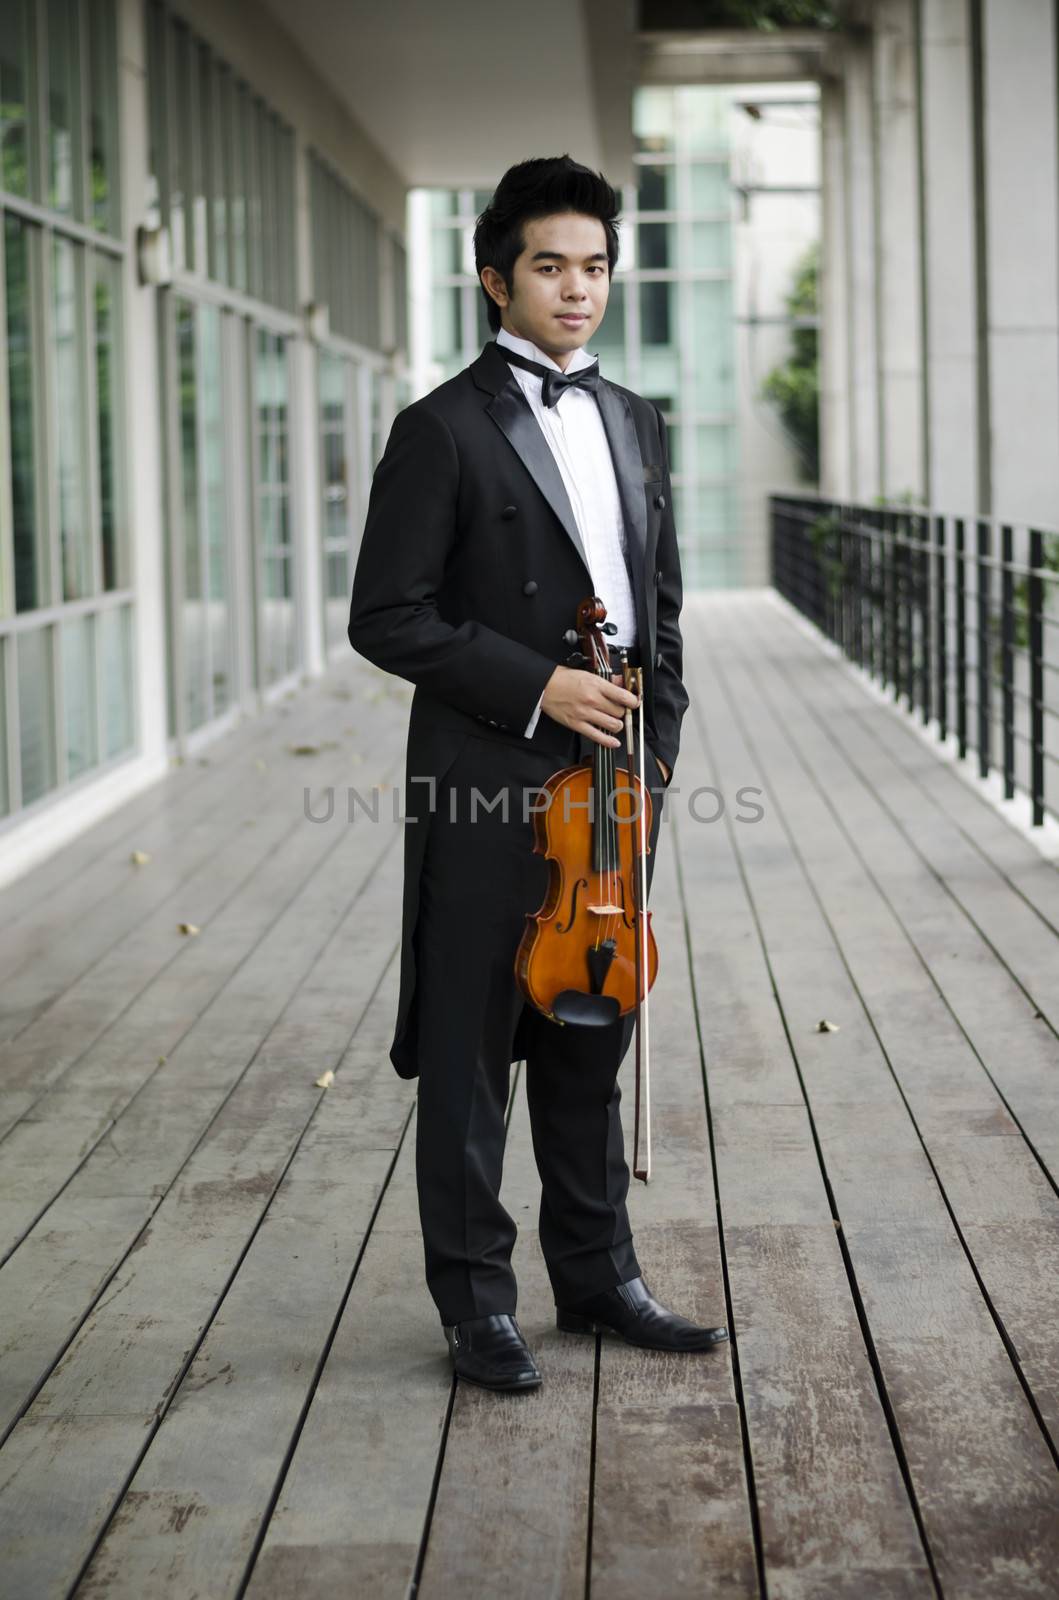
[
  {"xmin": 991, "ymin": 533, "xmax": 1059, "ymax": 664},
  {"xmin": 761, "ymin": 240, "xmax": 820, "ymax": 483},
  {"xmin": 699, "ymin": 0, "xmax": 840, "ymax": 28}
]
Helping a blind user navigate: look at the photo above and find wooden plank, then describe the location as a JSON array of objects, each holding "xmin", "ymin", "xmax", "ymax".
[
  {"xmin": 684, "ymin": 596, "xmax": 1059, "ymax": 1592},
  {"xmin": 0, "ymin": 681, "xmax": 345, "ymax": 984},
  {"xmin": 587, "ymin": 828, "xmax": 757, "ymax": 1599},
  {"xmin": 0, "ymin": 813, "xmax": 405, "ymax": 1451},
  {"xmin": 0, "ymin": 721, "xmax": 407, "ymax": 1254},
  {"xmin": 715, "ymin": 595, "xmax": 1059, "ymax": 1448},
  {"xmin": 0, "ymin": 718, "xmax": 402, "ymax": 1145},
  {"xmin": 243, "ymin": 1109, "xmax": 456, "ymax": 1595},
  {"xmin": 67, "ymin": 964, "xmax": 414, "ymax": 1599},
  {"xmin": 675, "ymin": 614, "xmax": 938, "ymax": 1596},
  {"xmin": 414, "ymin": 1073, "xmax": 596, "ymax": 1598},
  {"xmin": 0, "ymin": 677, "xmax": 399, "ymax": 1045}
]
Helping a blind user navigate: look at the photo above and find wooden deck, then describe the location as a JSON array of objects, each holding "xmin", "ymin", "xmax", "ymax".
[{"xmin": 1, "ymin": 589, "xmax": 1058, "ymax": 1599}]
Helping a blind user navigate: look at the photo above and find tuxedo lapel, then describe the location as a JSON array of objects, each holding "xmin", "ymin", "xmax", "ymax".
[
  {"xmin": 594, "ymin": 378, "xmax": 648, "ymax": 578},
  {"xmin": 485, "ymin": 382, "xmax": 592, "ymax": 576}
]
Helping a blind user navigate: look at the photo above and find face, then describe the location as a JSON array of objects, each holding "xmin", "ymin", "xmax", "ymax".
[{"xmin": 481, "ymin": 212, "xmax": 611, "ymax": 369}]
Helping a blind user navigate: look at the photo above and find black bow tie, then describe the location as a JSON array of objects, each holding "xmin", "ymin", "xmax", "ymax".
[{"xmin": 496, "ymin": 343, "xmax": 601, "ymax": 408}]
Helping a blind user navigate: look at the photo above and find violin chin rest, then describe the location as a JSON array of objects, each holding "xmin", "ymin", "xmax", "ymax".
[{"xmin": 551, "ymin": 991, "xmax": 622, "ymax": 1028}]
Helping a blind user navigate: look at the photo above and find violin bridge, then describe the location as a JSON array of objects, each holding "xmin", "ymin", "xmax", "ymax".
[{"xmin": 586, "ymin": 903, "xmax": 623, "ymax": 916}]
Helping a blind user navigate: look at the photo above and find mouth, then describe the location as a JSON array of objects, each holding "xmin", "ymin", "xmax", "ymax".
[{"xmin": 556, "ymin": 314, "xmax": 588, "ymax": 326}]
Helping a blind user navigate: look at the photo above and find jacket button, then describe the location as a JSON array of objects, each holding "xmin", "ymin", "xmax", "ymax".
[
  {"xmin": 501, "ymin": 503, "xmax": 517, "ymax": 519},
  {"xmin": 654, "ymin": 569, "xmax": 662, "ymax": 586},
  {"xmin": 653, "ymin": 493, "xmax": 666, "ymax": 511},
  {"xmin": 656, "ymin": 651, "xmax": 663, "ymax": 669},
  {"xmin": 522, "ymin": 580, "xmax": 538, "ymax": 597}
]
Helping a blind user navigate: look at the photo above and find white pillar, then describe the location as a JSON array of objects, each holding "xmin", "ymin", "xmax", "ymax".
[
  {"xmin": 842, "ymin": 24, "xmax": 881, "ymax": 500},
  {"xmin": 819, "ymin": 73, "xmax": 852, "ymax": 500},
  {"xmin": 119, "ymin": 0, "xmax": 169, "ymax": 770},
  {"xmin": 872, "ymin": 0, "xmax": 925, "ymax": 502},
  {"xmin": 291, "ymin": 126, "xmax": 323, "ymax": 676},
  {"xmin": 919, "ymin": 0, "xmax": 979, "ymax": 517},
  {"xmin": 981, "ymin": 0, "xmax": 1059, "ymax": 524}
]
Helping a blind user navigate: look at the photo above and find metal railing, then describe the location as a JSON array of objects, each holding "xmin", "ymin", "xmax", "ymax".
[{"xmin": 770, "ymin": 493, "xmax": 1059, "ymax": 829}]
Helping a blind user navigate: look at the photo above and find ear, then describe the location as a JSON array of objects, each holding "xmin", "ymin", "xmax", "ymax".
[{"xmin": 480, "ymin": 266, "xmax": 508, "ymax": 311}]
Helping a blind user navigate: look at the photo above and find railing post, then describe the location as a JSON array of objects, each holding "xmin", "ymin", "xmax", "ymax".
[
  {"xmin": 884, "ymin": 506, "xmax": 897, "ymax": 695},
  {"xmin": 1028, "ymin": 528, "xmax": 1045, "ymax": 827},
  {"xmin": 954, "ymin": 517, "xmax": 967, "ymax": 759},
  {"xmin": 934, "ymin": 513, "xmax": 947, "ymax": 741},
  {"xmin": 1000, "ymin": 524, "xmax": 1014, "ymax": 801},
  {"xmin": 976, "ymin": 518, "xmax": 991, "ymax": 778}
]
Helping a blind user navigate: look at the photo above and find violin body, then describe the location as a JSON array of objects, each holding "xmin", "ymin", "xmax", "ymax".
[{"xmin": 515, "ymin": 758, "xmax": 658, "ymax": 1026}]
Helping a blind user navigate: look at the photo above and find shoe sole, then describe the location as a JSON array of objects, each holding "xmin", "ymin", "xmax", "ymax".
[
  {"xmin": 556, "ymin": 1311, "xmax": 729, "ymax": 1351},
  {"xmin": 454, "ymin": 1369, "xmax": 543, "ymax": 1393}
]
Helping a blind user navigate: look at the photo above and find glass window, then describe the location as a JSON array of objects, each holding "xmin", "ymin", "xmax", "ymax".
[
  {"xmin": 5, "ymin": 214, "xmax": 40, "ymax": 612},
  {"xmin": 591, "ymin": 279, "xmax": 625, "ymax": 355},
  {"xmin": 52, "ymin": 235, "xmax": 90, "ymax": 601},
  {"xmin": 0, "ymin": 0, "xmax": 32, "ymax": 199},
  {"xmin": 255, "ymin": 328, "xmax": 294, "ymax": 684},
  {"xmin": 636, "ymin": 162, "xmax": 677, "ymax": 212},
  {"xmin": 18, "ymin": 626, "xmax": 56, "ymax": 804},
  {"xmin": 432, "ymin": 285, "xmax": 461, "ymax": 361},
  {"xmin": 689, "ymin": 222, "xmax": 730, "ymax": 271},
  {"xmin": 175, "ymin": 299, "xmax": 232, "ymax": 730},
  {"xmin": 639, "ymin": 280, "xmax": 673, "ymax": 348},
  {"xmin": 94, "ymin": 252, "xmax": 122, "ymax": 590},
  {"xmin": 100, "ymin": 603, "xmax": 133, "ymax": 757},
  {"xmin": 229, "ymin": 77, "xmax": 247, "ymax": 292},
  {"xmin": 213, "ymin": 62, "xmax": 231, "ymax": 285},
  {"xmin": 200, "ymin": 306, "xmax": 231, "ymax": 717},
  {"xmin": 689, "ymin": 163, "xmax": 730, "ymax": 212},
  {"xmin": 47, "ymin": 0, "xmax": 80, "ymax": 218},
  {"xmin": 320, "ymin": 351, "xmax": 352, "ymax": 651},
  {"xmin": 633, "ymin": 87, "xmax": 675, "ymax": 154},
  {"xmin": 197, "ymin": 40, "xmax": 214, "ymax": 276},
  {"xmin": 638, "ymin": 222, "xmax": 675, "ymax": 271},
  {"xmin": 0, "ymin": 647, "xmax": 8, "ymax": 814},
  {"xmin": 87, "ymin": 0, "xmax": 119, "ymax": 233},
  {"xmin": 61, "ymin": 613, "xmax": 96, "ymax": 778},
  {"xmin": 689, "ymin": 278, "xmax": 734, "ymax": 408}
]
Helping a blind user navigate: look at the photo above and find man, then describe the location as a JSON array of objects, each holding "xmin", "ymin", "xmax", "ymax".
[{"xmin": 348, "ymin": 156, "xmax": 728, "ymax": 1392}]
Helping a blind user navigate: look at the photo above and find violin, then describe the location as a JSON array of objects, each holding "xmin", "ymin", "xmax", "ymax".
[{"xmin": 514, "ymin": 596, "xmax": 656, "ymax": 1180}]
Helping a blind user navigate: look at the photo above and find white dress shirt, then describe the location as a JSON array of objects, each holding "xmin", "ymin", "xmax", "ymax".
[{"xmin": 494, "ymin": 326, "xmax": 638, "ymax": 738}]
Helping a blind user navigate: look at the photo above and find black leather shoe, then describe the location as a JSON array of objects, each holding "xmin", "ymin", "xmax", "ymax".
[
  {"xmin": 443, "ymin": 1313, "xmax": 543, "ymax": 1392},
  {"xmin": 556, "ymin": 1277, "xmax": 729, "ymax": 1352}
]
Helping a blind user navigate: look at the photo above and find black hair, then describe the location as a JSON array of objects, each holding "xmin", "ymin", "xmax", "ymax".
[{"xmin": 473, "ymin": 155, "xmax": 621, "ymax": 334}]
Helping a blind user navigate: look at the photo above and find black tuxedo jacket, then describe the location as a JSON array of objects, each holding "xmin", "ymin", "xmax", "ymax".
[{"xmin": 347, "ymin": 336, "xmax": 689, "ymax": 1076}]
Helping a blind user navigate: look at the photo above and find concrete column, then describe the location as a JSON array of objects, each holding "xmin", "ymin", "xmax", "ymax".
[
  {"xmin": 116, "ymin": 0, "xmax": 168, "ymax": 772},
  {"xmin": 819, "ymin": 73, "xmax": 852, "ymax": 500},
  {"xmin": 842, "ymin": 23, "xmax": 881, "ymax": 499},
  {"xmin": 919, "ymin": 0, "xmax": 979, "ymax": 517},
  {"xmin": 872, "ymin": 0, "xmax": 925, "ymax": 501},
  {"xmin": 980, "ymin": 0, "xmax": 1059, "ymax": 525}
]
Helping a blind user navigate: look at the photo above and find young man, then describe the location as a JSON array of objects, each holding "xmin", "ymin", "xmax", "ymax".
[{"xmin": 348, "ymin": 156, "xmax": 728, "ymax": 1392}]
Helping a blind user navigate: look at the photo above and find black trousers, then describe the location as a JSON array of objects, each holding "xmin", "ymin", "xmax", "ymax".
[{"xmin": 412, "ymin": 721, "xmax": 666, "ymax": 1325}]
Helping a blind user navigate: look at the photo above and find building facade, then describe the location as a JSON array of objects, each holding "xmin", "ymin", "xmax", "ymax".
[{"xmin": 0, "ymin": 0, "xmax": 409, "ymax": 883}]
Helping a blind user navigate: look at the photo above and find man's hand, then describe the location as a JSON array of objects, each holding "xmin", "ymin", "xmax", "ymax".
[{"xmin": 541, "ymin": 665, "xmax": 639, "ymax": 748}]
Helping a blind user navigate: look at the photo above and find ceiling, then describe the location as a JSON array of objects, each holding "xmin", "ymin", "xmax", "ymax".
[{"xmin": 259, "ymin": 0, "xmax": 639, "ymax": 189}]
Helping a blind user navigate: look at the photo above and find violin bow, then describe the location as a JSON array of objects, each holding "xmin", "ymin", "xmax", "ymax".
[{"xmin": 621, "ymin": 652, "xmax": 652, "ymax": 1184}]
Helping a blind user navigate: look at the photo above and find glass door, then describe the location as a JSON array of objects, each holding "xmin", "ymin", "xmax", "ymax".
[
  {"xmin": 250, "ymin": 325, "xmax": 296, "ymax": 688},
  {"xmin": 162, "ymin": 292, "xmax": 236, "ymax": 743}
]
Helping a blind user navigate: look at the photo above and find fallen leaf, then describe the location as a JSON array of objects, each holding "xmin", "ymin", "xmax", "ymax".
[
  {"xmin": 314, "ymin": 1069, "xmax": 335, "ymax": 1089},
  {"xmin": 130, "ymin": 850, "xmax": 151, "ymax": 866},
  {"xmin": 177, "ymin": 922, "xmax": 200, "ymax": 936},
  {"xmin": 816, "ymin": 1018, "xmax": 840, "ymax": 1032},
  {"xmin": 289, "ymin": 744, "xmax": 320, "ymax": 757}
]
